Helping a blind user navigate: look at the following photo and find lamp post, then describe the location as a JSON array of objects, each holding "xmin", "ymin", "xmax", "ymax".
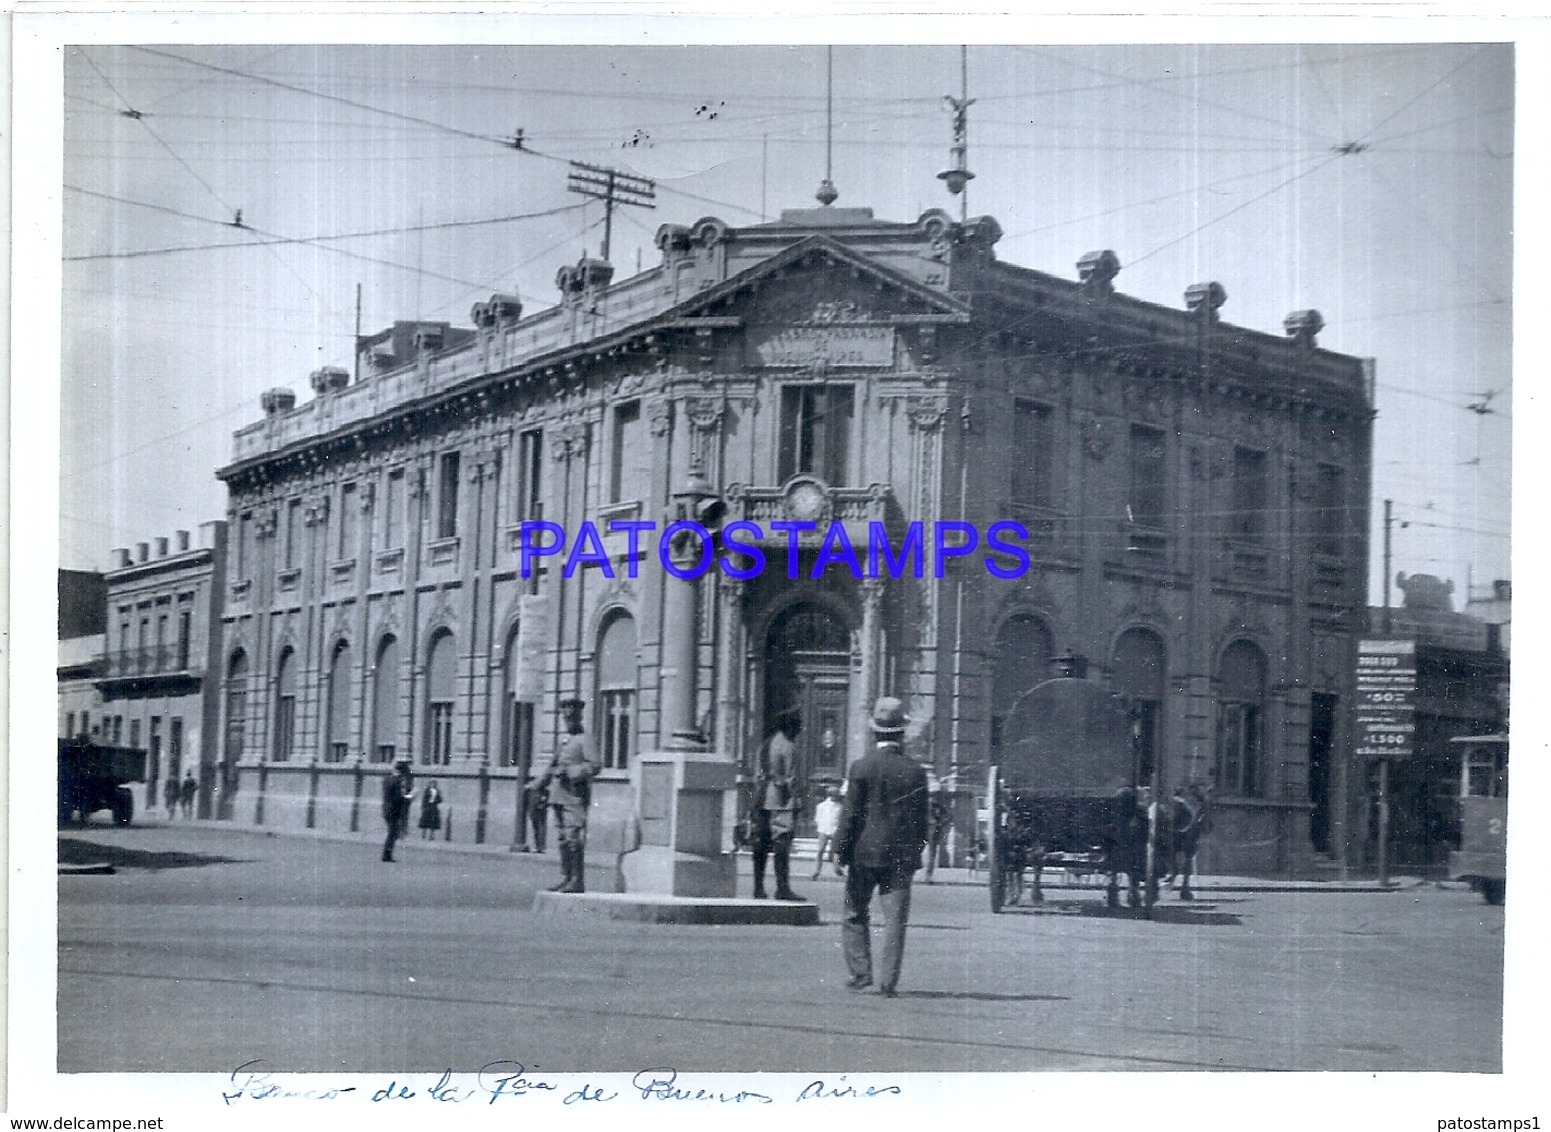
[{"xmin": 660, "ymin": 466, "xmax": 726, "ymax": 752}]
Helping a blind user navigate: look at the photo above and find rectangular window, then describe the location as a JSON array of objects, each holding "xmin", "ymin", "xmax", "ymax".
[
  {"xmin": 609, "ymin": 401, "xmax": 646, "ymax": 503},
  {"xmin": 238, "ymin": 512, "xmax": 253, "ymax": 578},
  {"xmin": 65, "ymin": 712, "xmax": 75, "ymax": 739},
  {"xmin": 285, "ymin": 499, "xmax": 302, "ymax": 569},
  {"xmin": 170, "ymin": 718, "xmax": 184, "ymax": 781},
  {"xmin": 1128, "ymin": 425, "xmax": 1166, "ymax": 528},
  {"xmin": 384, "ymin": 469, "xmax": 404, "ymax": 547},
  {"xmin": 600, "ymin": 689, "xmax": 634, "ymax": 771},
  {"xmin": 427, "ymin": 702, "xmax": 454, "ymax": 766},
  {"xmin": 338, "ymin": 483, "xmax": 358, "ymax": 559},
  {"xmin": 779, "ymin": 384, "xmax": 854, "ymax": 486},
  {"xmin": 177, "ymin": 609, "xmax": 192, "ymax": 670},
  {"xmin": 1232, "ymin": 447, "xmax": 1269, "ymax": 541},
  {"xmin": 504, "ymin": 699, "xmax": 535, "ymax": 770},
  {"xmin": 156, "ymin": 613, "xmax": 168, "ymax": 671},
  {"xmin": 138, "ymin": 618, "xmax": 150, "ymax": 673},
  {"xmin": 1312, "ymin": 463, "xmax": 1345, "ymax": 558},
  {"xmin": 1216, "ymin": 702, "xmax": 1263, "ymax": 797},
  {"xmin": 225, "ymin": 693, "xmax": 245, "ymax": 769},
  {"xmin": 517, "ymin": 429, "xmax": 543, "ymax": 522},
  {"xmin": 151, "ymin": 716, "xmax": 166, "ymax": 778},
  {"xmin": 437, "ymin": 452, "xmax": 461, "ymax": 540},
  {"xmin": 274, "ymin": 695, "xmax": 296, "ymax": 762},
  {"xmin": 1011, "ymin": 400, "xmax": 1052, "ymax": 509},
  {"xmin": 119, "ymin": 619, "xmax": 131, "ymax": 674},
  {"xmin": 129, "ymin": 718, "xmax": 141, "ymax": 749},
  {"xmin": 375, "ymin": 743, "xmax": 397, "ymax": 765}
]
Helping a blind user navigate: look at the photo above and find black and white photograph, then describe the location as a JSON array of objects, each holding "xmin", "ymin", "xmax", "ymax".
[{"xmin": 11, "ymin": 4, "xmax": 1542, "ymax": 1125}]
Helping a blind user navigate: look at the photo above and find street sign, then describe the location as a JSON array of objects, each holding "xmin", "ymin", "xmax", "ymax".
[{"xmin": 1355, "ymin": 637, "xmax": 1416, "ymax": 759}]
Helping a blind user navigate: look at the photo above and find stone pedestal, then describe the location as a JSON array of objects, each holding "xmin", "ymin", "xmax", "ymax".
[{"xmin": 622, "ymin": 750, "xmax": 737, "ymax": 897}]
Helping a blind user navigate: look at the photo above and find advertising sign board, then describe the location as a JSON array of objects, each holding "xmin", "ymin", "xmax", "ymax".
[{"xmin": 1355, "ymin": 637, "xmax": 1417, "ymax": 760}]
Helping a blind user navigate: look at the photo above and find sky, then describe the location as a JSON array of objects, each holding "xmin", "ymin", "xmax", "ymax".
[{"xmin": 51, "ymin": 23, "xmax": 1517, "ymax": 613}]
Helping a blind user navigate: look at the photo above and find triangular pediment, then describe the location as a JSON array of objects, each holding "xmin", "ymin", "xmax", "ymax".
[{"xmin": 661, "ymin": 235, "xmax": 969, "ymax": 328}]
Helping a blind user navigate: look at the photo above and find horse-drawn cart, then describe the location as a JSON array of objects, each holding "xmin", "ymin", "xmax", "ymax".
[{"xmin": 986, "ymin": 665, "xmax": 1205, "ymax": 916}]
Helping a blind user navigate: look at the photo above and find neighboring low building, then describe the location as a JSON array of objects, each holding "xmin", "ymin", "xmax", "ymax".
[
  {"xmin": 1365, "ymin": 573, "xmax": 1509, "ymax": 873},
  {"xmin": 58, "ymin": 569, "xmax": 106, "ymax": 744},
  {"xmin": 97, "ymin": 524, "xmax": 228, "ymax": 817}
]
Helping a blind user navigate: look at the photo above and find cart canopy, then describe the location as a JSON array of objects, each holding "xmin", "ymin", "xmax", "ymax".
[{"xmin": 998, "ymin": 678, "xmax": 1135, "ymax": 796}]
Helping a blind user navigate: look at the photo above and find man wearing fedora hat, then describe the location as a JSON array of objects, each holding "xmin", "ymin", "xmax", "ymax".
[
  {"xmin": 381, "ymin": 756, "xmax": 415, "ymax": 863},
  {"xmin": 534, "ymin": 698, "xmax": 599, "ymax": 893},
  {"xmin": 835, "ymin": 696, "xmax": 930, "ymax": 997}
]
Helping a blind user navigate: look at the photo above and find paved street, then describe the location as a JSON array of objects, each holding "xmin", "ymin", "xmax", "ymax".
[{"xmin": 57, "ymin": 820, "xmax": 1503, "ymax": 1075}]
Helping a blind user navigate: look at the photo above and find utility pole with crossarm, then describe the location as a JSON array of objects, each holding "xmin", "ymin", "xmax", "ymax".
[{"xmin": 566, "ymin": 161, "xmax": 656, "ymax": 263}]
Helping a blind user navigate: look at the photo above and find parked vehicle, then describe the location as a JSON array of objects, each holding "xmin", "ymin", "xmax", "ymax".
[
  {"xmin": 987, "ymin": 659, "xmax": 1159, "ymax": 914},
  {"xmin": 58, "ymin": 737, "xmax": 147, "ymax": 825},
  {"xmin": 1447, "ymin": 733, "xmax": 1507, "ymax": 905}
]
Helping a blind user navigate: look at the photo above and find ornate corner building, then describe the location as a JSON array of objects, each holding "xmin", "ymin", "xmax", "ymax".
[{"xmin": 215, "ymin": 205, "xmax": 1371, "ymax": 876}]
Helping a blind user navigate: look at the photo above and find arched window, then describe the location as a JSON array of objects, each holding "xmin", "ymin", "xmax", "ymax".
[
  {"xmin": 1217, "ymin": 640, "xmax": 1268, "ymax": 797},
  {"xmin": 224, "ymin": 649, "xmax": 249, "ymax": 778},
  {"xmin": 425, "ymin": 630, "xmax": 456, "ymax": 766},
  {"xmin": 326, "ymin": 641, "xmax": 352, "ymax": 763},
  {"xmin": 991, "ymin": 614, "xmax": 1054, "ymax": 751},
  {"xmin": 1112, "ymin": 628, "xmax": 1167, "ymax": 785},
  {"xmin": 372, "ymin": 635, "xmax": 400, "ymax": 764},
  {"xmin": 596, "ymin": 613, "xmax": 638, "ymax": 771},
  {"xmin": 273, "ymin": 647, "xmax": 296, "ymax": 762}
]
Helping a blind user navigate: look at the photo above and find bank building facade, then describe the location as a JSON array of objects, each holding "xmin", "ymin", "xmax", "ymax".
[{"xmin": 216, "ymin": 202, "xmax": 1372, "ymax": 876}]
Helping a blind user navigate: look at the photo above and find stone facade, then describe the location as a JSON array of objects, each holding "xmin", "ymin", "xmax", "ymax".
[
  {"xmin": 216, "ymin": 205, "xmax": 1371, "ymax": 875},
  {"xmin": 98, "ymin": 523, "xmax": 228, "ymax": 818}
]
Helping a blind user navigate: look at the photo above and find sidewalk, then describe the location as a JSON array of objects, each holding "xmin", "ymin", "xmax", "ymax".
[{"xmin": 77, "ymin": 815, "xmax": 1423, "ymax": 893}]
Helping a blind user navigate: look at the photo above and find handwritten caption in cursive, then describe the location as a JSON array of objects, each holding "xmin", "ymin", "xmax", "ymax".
[{"xmin": 222, "ymin": 1061, "xmax": 902, "ymax": 1108}]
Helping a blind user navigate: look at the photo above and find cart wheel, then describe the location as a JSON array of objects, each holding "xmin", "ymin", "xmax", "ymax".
[
  {"xmin": 987, "ymin": 767, "xmax": 1004, "ymax": 914},
  {"xmin": 1480, "ymin": 878, "xmax": 1505, "ymax": 905}
]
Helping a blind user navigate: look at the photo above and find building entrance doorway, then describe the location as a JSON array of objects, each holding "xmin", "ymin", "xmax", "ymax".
[{"xmin": 762, "ymin": 601, "xmax": 853, "ymax": 833}]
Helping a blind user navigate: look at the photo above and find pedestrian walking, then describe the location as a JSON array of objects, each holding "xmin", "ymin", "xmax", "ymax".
[
  {"xmin": 835, "ymin": 696, "xmax": 929, "ymax": 998},
  {"xmin": 534, "ymin": 699, "xmax": 598, "ymax": 893},
  {"xmin": 751, "ymin": 709, "xmax": 804, "ymax": 901},
  {"xmin": 381, "ymin": 758, "xmax": 414, "ymax": 862},
  {"xmin": 418, "ymin": 779, "xmax": 444, "ymax": 840},
  {"xmin": 810, "ymin": 786, "xmax": 844, "ymax": 879},
  {"xmin": 179, "ymin": 770, "xmax": 198, "ymax": 819},
  {"xmin": 163, "ymin": 775, "xmax": 179, "ymax": 821}
]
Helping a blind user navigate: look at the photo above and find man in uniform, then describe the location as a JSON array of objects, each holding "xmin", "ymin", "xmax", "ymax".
[
  {"xmin": 381, "ymin": 757, "xmax": 414, "ymax": 862},
  {"xmin": 835, "ymin": 697, "xmax": 929, "ymax": 998},
  {"xmin": 535, "ymin": 698, "xmax": 598, "ymax": 893},
  {"xmin": 751, "ymin": 709, "xmax": 804, "ymax": 901}
]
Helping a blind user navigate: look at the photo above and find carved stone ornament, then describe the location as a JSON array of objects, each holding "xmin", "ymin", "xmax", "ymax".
[
  {"xmin": 684, "ymin": 397, "xmax": 725, "ymax": 432},
  {"xmin": 647, "ymin": 400, "xmax": 673, "ymax": 438},
  {"xmin": 810, "ymin": 300, "xmax": 866, "ymax": 324},
  {"xmin": 906, "ymin": 396, "xmax": 948, "ymax": 433},
  {"xmin": 552, "ymin": 420, "xmax": 589, "ymax": 463}
]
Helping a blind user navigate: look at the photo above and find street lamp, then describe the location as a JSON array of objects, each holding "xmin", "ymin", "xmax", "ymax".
[{"xmin": 661, "ymin": 466, "xmax": 726, "ymax": 750}]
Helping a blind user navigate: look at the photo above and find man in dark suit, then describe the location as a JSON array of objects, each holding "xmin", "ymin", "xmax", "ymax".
[
  {"xmin": 835, "ymin": 696, "xmax": 930, "ymax": 998},
  {"xmin": 381, "ymin": 757, "xmax": 414, "ymax": 862}
]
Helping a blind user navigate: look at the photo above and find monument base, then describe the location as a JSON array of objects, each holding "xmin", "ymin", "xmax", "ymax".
[{"xmin": 621, "ymin": 843, "xmax": 737, "ymax": 897}]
